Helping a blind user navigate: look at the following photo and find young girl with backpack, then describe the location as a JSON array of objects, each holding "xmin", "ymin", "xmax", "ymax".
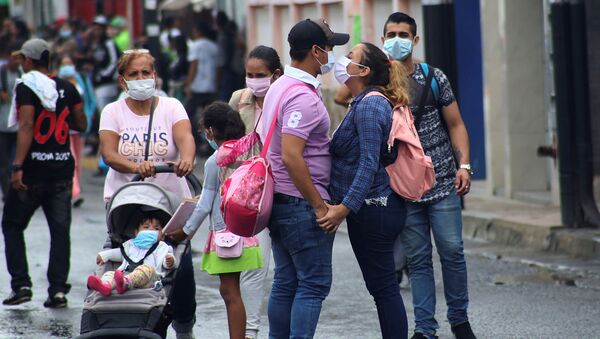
[{"xmin": 167, "ymin": 102, "xmax": 263, "ymax": 339}]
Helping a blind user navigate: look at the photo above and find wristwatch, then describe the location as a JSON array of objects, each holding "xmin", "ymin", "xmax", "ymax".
[
  {"xmin": 12, "ymin": 164, "xmax": 23, "ymax": 172},
  {"xmin": 459, "ymin": 163, "xmax": 473, "ymax": 176}
]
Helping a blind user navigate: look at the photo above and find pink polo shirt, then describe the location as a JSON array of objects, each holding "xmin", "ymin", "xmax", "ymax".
[{"xmin": 260, "ymin": 66, "xmax": 331, "ymax": 200}]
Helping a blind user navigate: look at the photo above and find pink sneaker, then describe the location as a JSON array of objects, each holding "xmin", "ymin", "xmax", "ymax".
[
  {"xmin": 87, "ymin": 275, "xmax": 112, "ymax": 296},
  {"xmin": 114, "ymin": 270, "xmax": 128, "ymax": 294}
]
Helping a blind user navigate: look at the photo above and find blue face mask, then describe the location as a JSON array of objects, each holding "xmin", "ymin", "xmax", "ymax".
[
  {"xmin": 383, "ymin": 37, "xmax": 413, "ymax": 61},
  {"xmin": 58, "ymin": 64, "xmax": 77, "ymax": 78},
  {"xmin": 203, "ymin": 131, "xmax": 219, "ymax": 150},
  {"xmin": 132, "ymin": 230, "xmax": 159, "ymax": 249},
  {"xmin": 60, "ymin": 30, "xmax": 72, "ymax": 38}
]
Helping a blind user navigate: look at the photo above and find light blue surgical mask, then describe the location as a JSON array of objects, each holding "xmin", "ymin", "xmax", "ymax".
[
  {"xmin": 60, "ymin": 30, "xmax": 72, "ymax": 38},
  {"xmin": 383, "ymin": 37, "xmax": 413, "ymax": 61},
  {"xmin": 132, "ymin": 230, "xmax": 159, "ymax": 249},
  {"xmin": 58, "ymin": 64, "xmax": 77, "ymax": 78},
  {"xmin": 315, "ymin": 46, "xmax": 335, "ymax": 74},
  {"xmin": 203, "ymin": 131, "xmax": 219, "ymax": 150}
]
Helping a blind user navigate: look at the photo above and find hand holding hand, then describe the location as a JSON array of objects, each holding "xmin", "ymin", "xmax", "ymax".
[{"xmin": 317, "ymin": 203, "xmax": 350, "ymax": 234}]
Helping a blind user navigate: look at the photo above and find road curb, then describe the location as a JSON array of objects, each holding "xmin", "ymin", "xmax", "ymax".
[{"xmin": 462, "ymin": 211, "xmax": 600, "ymax": 259}]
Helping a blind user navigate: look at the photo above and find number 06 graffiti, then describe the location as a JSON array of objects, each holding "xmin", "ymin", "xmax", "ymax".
[{"xmin": 34, "ymin": 108, "xmax": 70, "ymax": 145}]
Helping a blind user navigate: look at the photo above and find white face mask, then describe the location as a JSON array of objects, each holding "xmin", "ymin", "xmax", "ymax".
[
  {"xmin": 125, "ymin": 78, "xmax": 156, "ymax": 101},
  {"xmin": 334, "ymin": 56, "xmax": 365, "ymax": 85},
  {"xmin": 315, "ymin": 46, "xmax": 335, "ymax": 74}
]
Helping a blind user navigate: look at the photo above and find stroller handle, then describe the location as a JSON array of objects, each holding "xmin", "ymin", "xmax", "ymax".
[{"xmin": 131, "ymin": 164, "xmax": 203, "ymax": 196}]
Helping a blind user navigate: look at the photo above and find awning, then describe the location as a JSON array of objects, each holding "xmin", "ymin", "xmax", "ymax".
[{"xmin": 159, "ymin": 0, "xmax": 215, "ymax": 11}]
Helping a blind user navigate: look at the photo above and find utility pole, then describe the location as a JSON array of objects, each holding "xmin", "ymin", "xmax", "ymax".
[{"xmin": 551, "ymin": 0, "xmax": 600, "ymax": 228}]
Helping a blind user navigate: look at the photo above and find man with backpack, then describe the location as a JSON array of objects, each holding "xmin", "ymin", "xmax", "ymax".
[{"xmin": 383, "ymin": 12, "xmax": 476, "ymax": 339}]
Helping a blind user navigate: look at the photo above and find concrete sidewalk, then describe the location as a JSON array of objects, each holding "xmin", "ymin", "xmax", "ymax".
[{"xmin": 463, "ymin": 187, "xmax": 600, "ymax": 259}]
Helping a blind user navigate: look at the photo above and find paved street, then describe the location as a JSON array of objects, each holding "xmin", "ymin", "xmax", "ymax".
[{"xmin": 0, "ymin": 168, "xmax": 599, "ymax": 338}]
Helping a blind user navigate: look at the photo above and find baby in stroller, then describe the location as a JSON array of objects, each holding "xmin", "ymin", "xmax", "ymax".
[{"xmin": 87, "ymin": 211, "xmax": 178, "ymax": 296}]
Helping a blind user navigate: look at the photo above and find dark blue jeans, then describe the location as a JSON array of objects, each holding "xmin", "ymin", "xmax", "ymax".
[
  {"xmin": 400, "ymin": 191, "xmax": 469, "ymax": 337},
  {"xmin": 2, "ymin": 179, "xmax": 73, "ymax": 296},
  {"xmin": 346, "ymin": 193, "xmax": 408, "ymax": 339},
  {"xmin": 268, "ymin": 197, "xmax": 335, "ymax": 339},
  {"xmin": 169, "ymin": 246, "xmax": 197, "ymax": 331}
]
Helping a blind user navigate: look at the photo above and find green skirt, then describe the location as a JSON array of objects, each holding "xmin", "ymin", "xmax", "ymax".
[{"xmin": 201, "ymin": 231, "xmax": 263, "ymax": 275}]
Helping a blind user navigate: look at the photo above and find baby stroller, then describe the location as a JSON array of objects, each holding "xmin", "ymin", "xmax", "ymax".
[{"xmin": 77, "ymin": 166, "xmax": 202, "ymax": 339}]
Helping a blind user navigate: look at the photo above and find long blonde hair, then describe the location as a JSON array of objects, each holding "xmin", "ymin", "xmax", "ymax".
[{"xmin": 360, "ymin": 42, "xmax": 410, "ymax": 106}]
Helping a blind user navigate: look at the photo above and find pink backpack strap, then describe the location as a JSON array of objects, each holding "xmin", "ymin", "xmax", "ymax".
[
  {"xmin": 260, "ymin": 83, "xmax": 317, "ymax": 158},
  {"xmin": 364, "ymin": 90, "xmax": 390, "ymax": 102}
]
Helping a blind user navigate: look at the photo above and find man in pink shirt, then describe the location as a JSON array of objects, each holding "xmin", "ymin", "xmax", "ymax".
[{"xmin": 262, "ymin": 18, "xmax": 348, "ymax": 338}]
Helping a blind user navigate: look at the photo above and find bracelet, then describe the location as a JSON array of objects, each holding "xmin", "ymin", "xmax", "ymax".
[{"xmin": 12, "ymin": 164, "xmax": 23, "ymax": 172}]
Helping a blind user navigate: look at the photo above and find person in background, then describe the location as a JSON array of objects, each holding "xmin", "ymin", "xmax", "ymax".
[
  {"xmin": 215, "ymin": 11, "xmax": 242, "ymax": 101},
  {"xmin": 58, "ymin": 55, "xmax": 96, "ymax": 207},
  {"xmin": 228, "ymin": 45, "xmax": 282, "ymax": 339},
  {"xmin": 168, "ymin": 34, "xmax": 189, "ymax": 102},
  {"xmin": 2, "ymin": 38, "xmax": 87, "ymax": 308},
  {"xmin": 183, "ymin": 21, "xmax": 218, "ymax": 155},
  {"xmin": 109, "ymin": 16, "xmax": 130, "ymax": 53},
  {"xmin": 0, "ymin": 46, "xmax": 22, "ymax": 201},
  {"xmin": 49, "ymin": 17, "xmax": 78, "ymax": 71},
  {"xmin": 384, "ymin": 12, "xmax": 476, "ymax": 339},
  {"xmin": 90, "ymin": 15, "xmax": 120, "ymax": 113}
]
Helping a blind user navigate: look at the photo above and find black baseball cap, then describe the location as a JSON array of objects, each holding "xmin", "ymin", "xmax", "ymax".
[{"xmin": 288, "ymin": 18, "xmax": 350, "ymax": 50}]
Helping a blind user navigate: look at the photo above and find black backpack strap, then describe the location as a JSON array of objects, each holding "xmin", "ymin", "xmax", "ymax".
[
  {"xmin": 119, "ymin": 241, "xmax": 160, "ymax": 271},
  {"xmin": 144, "ymin": 96, "xmax": 156, "ymax": 162},
  {"xmin": 414, "ymin": 63, "xmax": 434, "ymax": 130}
]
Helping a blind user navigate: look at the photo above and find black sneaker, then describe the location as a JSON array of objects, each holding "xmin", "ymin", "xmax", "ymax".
[
  {"xmin": 452, "ymin": 321, "xmax": 477, "ymax": 339},
  {"xmin": 43, "ymin": 292, "xmax": 67, "ymax": 308},
  {"xmin": 2, "ymin": 287, "xmax": 32, "ymax": 305},
  {"xmin": 411, "ymin": 333, "xmax": 439, "ymax": 339}
]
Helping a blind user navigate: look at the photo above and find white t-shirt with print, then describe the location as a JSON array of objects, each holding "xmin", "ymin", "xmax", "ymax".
[{"xmin": 99, "ymin": 96, "xmax": 192, "ymax": 201}]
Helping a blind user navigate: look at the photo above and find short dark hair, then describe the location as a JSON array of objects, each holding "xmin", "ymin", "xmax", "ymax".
[
  {"xmin": 31, "ymin": 50, "xmax": 50, "ymax": 69},
  {"xmin": 384, "ymin": 12, "xmax": 417, "ymax": 37},
  {"xmin": 138, "ymin": 214, "xmax": 163, "ymax": 228},
  {"xmin": 249, "ymin": 45, "xmax": 282, "ymax": 73},
  {"xmin": 289, "ymin": 48, "xmax": 310, "ymax": 62},
  {"xmin": 196, "ymin": 21, "xmax": 213, "ymax": 37},
  {"xmin": 201, "ymin": 102, "xmax": 246, "ymax": 141}
]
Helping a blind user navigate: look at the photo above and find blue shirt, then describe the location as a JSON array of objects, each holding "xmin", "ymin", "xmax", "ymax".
[{"xmin": 329, "ymin": 88, "xmax": 397, "ymax": 213}]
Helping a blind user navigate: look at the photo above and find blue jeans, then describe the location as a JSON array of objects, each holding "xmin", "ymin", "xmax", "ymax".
[
  {"xmin": 2, "ymin": 179, "xmax": 73, "ymax": 296},
  {"xmin": 400, "ymin": 191, "xmax": 469, "ymax": 337},
  {"xmin": 346, "ymin": 193, "xmax": 408, "ymax": 339},
  {"xmin": 268, "ymin": 197, "xmax": 335, "ymax": 339}
]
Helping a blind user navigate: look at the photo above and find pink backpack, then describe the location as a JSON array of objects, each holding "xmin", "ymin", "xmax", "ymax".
[
  {"xmin": 366, "ymin": 92, "xmax": 436, "ymax": 201},
  {"xmin": 220, "ymin": 83, "xmax": 311, "ymax": 237}
]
